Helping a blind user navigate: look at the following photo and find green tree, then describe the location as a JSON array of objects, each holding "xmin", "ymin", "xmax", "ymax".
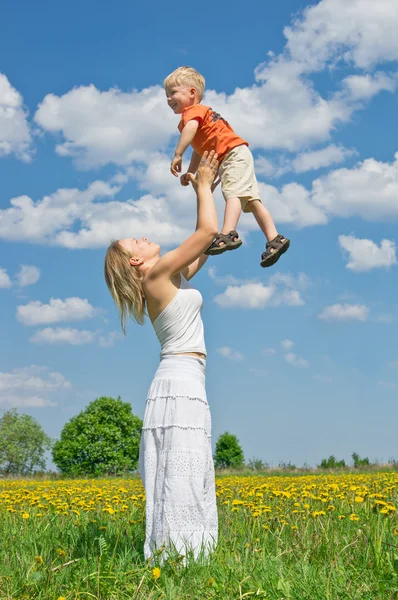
[
  {"xmin": 52, "ymin": 396, "xmax": 142, "ymax": 476},
  {"xmin": 214, "ymin": 432, "xmax": 244, "ymax": 469},
  {"xmin": 0, "ymin": 409, "xmax": 52, "ymax": 475}
]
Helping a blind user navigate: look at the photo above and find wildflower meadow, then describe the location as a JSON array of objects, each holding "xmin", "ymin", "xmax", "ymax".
[{"xmin": 1, "ymin": 471, "xmax": 397, "ymax": 599}]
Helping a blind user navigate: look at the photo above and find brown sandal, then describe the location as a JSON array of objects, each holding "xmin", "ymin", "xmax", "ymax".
[
  {"xmin": 204, "ymin": 230, "xmax": 243, "ymax": 256},
  {"xmin": 260, "ymin": 234, "xmax": 290, "ymax": 268}
]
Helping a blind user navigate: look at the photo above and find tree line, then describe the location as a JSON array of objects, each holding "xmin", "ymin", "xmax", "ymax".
[{"xmin": 0, "ymin": 397, "xmax": 392, "ymax": 476}]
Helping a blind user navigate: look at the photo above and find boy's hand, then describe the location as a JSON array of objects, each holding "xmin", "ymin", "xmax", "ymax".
[
  {"xmin": 170, "ymin": 154, "xmax": 182, "ymax": 177},
  {"xmin": 180, "ymin": 173, "xmax": 190, "ymax": 186}
]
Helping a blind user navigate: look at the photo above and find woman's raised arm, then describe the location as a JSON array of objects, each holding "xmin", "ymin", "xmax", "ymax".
[{"xmin": 147, "ymin": 151, "xmax": 219, "ymax": 282}]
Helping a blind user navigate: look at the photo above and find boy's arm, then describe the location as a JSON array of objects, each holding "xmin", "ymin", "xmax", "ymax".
[
  {"xmin": 180, "ymin": 150, "xmax": 202, "ymax": 186},
  {"xmin": 170, "ymin": 120, "xmax": 199, "ymax": 177},
  {"xmin": 187, "ymin": 150, "xmax": 201, "ymax": 174}
]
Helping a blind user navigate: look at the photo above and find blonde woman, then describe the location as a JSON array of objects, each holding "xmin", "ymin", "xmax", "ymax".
[{"xmin": 104, "ymin": 151, "xmax": 219, "ymax": 561}]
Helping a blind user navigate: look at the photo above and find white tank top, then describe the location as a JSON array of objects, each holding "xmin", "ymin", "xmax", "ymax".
[{"xmin": 152, "ymin": 274, "xmax": 206, "ymax": 358}]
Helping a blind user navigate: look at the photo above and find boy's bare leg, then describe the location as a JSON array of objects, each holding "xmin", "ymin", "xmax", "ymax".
[
  {"xmin": 248, "ymin": 200, "xmax": 278, "ymax": 241},
  {"xmin": 221, "ymin": 196, "xmax": 241, "ymax": 237}
]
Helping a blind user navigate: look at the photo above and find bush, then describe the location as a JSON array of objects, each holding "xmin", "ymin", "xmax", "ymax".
[
  {"xmin": 318, "ymin": 455, "xmax": 346, "ymax": 469},
  {"xmin": 352, "ymin": 452, "xmax": 371, "ymax": 468},
  {"xmin": 278, "ymin": 461, "xmax": 297, "ymax": 470},
  {"xmin": 246, "ymin": 457, "xmax": 269, "ymax": 471}
]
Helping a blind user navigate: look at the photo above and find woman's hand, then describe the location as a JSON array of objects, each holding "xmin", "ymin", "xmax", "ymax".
[{"xmin": 186, "ymin": 151, "xmax": 218, "ymax": 192}]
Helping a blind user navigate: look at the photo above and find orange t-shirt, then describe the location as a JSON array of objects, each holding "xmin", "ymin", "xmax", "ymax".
[{"xmin": 178, "ymin": 104, "xmax": 248, "ymax": 162}]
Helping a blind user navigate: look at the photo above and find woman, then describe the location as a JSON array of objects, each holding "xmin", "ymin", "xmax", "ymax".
[{"xmin": 104, "ymin": 151, "xmax": 219, "ymax": 562}]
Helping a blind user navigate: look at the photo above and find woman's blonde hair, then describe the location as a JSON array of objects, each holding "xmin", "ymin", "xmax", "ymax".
[
  {"xmin": 104, "ymin": 240, "xmax": 146, "ymax": 334},
  {"xmin": 164, "ymin": 66, "xmax": 205, "ymax": 101}
]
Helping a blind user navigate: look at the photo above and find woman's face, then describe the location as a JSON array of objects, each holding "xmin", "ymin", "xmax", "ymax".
[{"xmin": 119, "ymin": 237, "xmax": 160, "ymax": 261}]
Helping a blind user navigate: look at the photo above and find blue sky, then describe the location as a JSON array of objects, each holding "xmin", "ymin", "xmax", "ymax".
[{"xmin": 1, "ymin": 0, "xmax": 398, "ymax": 468}]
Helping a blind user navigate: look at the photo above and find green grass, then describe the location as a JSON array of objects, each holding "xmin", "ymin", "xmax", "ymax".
[{"xmin": 1, "ymin": 473, "xmax": 397, "ymax": 600}]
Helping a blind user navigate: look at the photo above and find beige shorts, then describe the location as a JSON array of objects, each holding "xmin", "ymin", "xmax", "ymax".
[{"xmin": 219, "ymin": 144, "xmax": 261, "ymax": 213}]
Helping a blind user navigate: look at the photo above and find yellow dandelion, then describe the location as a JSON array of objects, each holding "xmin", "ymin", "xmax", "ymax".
[
  {"xmin": 338, "ymin": 515, "xmax": 346, "ymax": 520},
  {"xmin": 207, "ymin": 577, "xmax": 215, "ymax": 587},
  {"xmin": 57, "ymin": 549, "xmax": 66, "ymax": 557},
  {"xmin": 350, "ymin": 513, "xmax": 359, "ymax": 521},
  {"xmin": 355, "ymin": 496, "xmax": 364, "ymax": 503},
  {"xmin": 152, "ymin": 567, "xmax": 161, "ymax": 580},
  {"xmin": 21, "ymin": 512, "xmax": 29, "ymax": 519},
  {"xmin": 103, "ymin": 507, "xmax": 115, "ymax": 515},
  {"xmin": 35, "ymin": 556, "xmax": 43, "ymax": 565}
]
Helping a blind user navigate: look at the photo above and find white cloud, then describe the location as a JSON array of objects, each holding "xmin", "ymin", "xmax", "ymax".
[
  {"xmin": 217, "ymin": 346, "xmax": 244, "ymax": 361},
  {"xmin": 0, "ymin": 366, "xmax": 70, "ymax": 393},
  {"xmin": 15, "ymin": 265, "xmax": 41, "ymax": 287},
  {"xmin": 259, "ymin": 182, "xmax": 328, "ymax": 228},
  {"xmin": 254, "ymin": 156, "xmax": 277, "ymax": 177},
  {"xmin": 0, "ymin": 174, "xmax": 192, "ymax": 249},
  {"xmin": 342, "ymin": 72, "xmax": 398, "ymax": 101},
  {"xmin": 292, "ymin": 145, "xmax": 354, "ymax": 173},
  {"xmin": 215, "ymin": 283, "xmax": 274, "ymax": 309},
  {"xmin": 284, "ymin": 352, "xmax": 309, "ymax": 368},
  {"xmin": 283, "ymin": 0, "xmax": 398, "ymax": 72},
  {"xmin": 0, "ymin": 180, "xmax": 120, "ymax": 245},
  {"xmin": 0, "ymin": 395, "xmax": 56, "ymax": 409},
  {"xmin": 318, "ymin": 303, "xmax": 369, "ymax": 321},
  {"xmin": 338, "ymin": 235, "xmax": 397, "ymax": 272},
  {"xmin": 0, "ymin": 73, "xmax": 32, "ymax": 162},
  {"xmin": 312, "ymin": 153, "xmax": 398, "ymax": 220},
  {"xmin": 34, "ymin": 85, "xmax": 175, "ymax": 168},
  {"xmin": 17, "ymin": 297, "xmax": 97, "ymax": 326},
  {"xmin": 0, "ymin": 365, "xmax": 69, "ymax": 409},
  {"xmin": 214, "ymin": 272, "xmax": 306, "ymax": 310},
  {"xmin": 281, "ymin": 339, "xmax": 294, "ymax": 351},
  {"xmin": 30, "ymin": 327, "xmax": 95, "ymax": 345},
  {"xmin": 0, "ymin": 267, "xmax": 12, "ymax": 288},
  {"xmin": 256, "ymin": 145, "xmax": 354, "ymax": 179}
]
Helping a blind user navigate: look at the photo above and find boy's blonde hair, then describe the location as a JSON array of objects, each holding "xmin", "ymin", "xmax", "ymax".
[
  {"xmin": 164, "ymin": 66, "xmax": 205, "ymax": 101},
  {"xmin": 104, "ymin": 241, "xmax": 146, "ymax": 334}
]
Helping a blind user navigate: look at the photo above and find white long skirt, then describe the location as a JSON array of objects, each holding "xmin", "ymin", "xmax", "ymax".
[{"xmin": 139, "ymin": 355, "xmax": 218, "ymax": 561}]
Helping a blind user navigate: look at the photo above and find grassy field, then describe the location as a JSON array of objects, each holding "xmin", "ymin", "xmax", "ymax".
[{"xmin": 1, "ymin": 472, "xmax": 397, "ymax": 599}]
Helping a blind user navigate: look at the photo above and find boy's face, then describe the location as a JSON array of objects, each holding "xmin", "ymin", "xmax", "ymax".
[{"xmin": 165, "ymin": 84, "xmax": 197, "ymax": 114}]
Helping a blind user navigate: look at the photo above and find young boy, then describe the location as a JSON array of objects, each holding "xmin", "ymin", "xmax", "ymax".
[{"xmin": 164, "ymin": 66, "xmax": 290, "ymax": 267}]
